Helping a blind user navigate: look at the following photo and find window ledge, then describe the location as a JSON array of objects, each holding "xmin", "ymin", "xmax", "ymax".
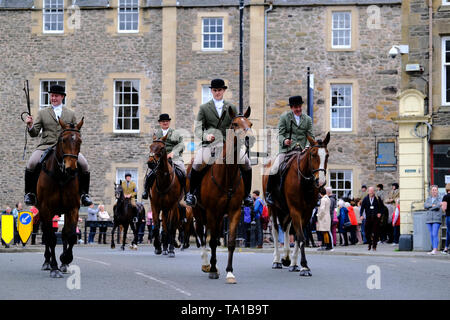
[
  {"xmin": 438, "ymin": 5, "xmax": 450, "ymax": 12},
  {"xmin": 438, "ymin": 106, "xmax": 450, "ymax": 112}
]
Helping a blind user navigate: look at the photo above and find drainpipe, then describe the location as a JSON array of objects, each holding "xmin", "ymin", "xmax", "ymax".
[
  {"xmin": 264, "ymin": 1, "xmax": 273, "ymax": 130},
  {"xmin": 428, "ymin": 0, "xmax": 433, "ymax": 116}
]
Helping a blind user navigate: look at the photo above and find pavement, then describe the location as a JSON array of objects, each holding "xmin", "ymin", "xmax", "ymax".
[{"xmin": 2, "ymin": 240, "xmax": 449, "ymax": 259}]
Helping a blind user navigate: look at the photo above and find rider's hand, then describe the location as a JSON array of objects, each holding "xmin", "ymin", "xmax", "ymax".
[
  {"xmin": 284, "ymin": 139, "xmax": 292, "ymax": 146},
  {"xmin": 26, "ymin": 115, "xmax": 33, "ymax": 128},
  {"xmin": 206, "ymin": 134, "xmax": 215, "ymax": 142},
  {"xmin": 167, "ymin": 152, "xmax": 174, "ymax": 159}
]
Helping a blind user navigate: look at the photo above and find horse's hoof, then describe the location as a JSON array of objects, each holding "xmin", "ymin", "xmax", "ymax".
[
  {"xmin": 121, "ymin": 246, "xmax": 125, "ymax": 251},
  {"xmin": 168, "ymin": 252, "xmax": 175, "ymax": 258},
  {"xmin": 272, "ymin": 262, "xmax": 282, "ymax": 269},
  {"xmin": 111, "ymin": 244, "xmax": 115, "ymax": 249},
  {"xmin": 281, "ymin": 258, "xmax": 291, "ymax": 267},
  {"xmin": 201, "ymin": 265, "xmax": 211, "ymax": 273},
  {"xmin": 41, "ymin": 262, "xmax": 51, "ymax": 271},
  {"xmin": 299, "ymin": 268, "xmax": 312, "ymax": 277},
  {"xmin": 226, "ymin": 272, "xmax": 236, "ymax": 284},
  {"xmin": 209, "ymin": 272, "xmax": 219, "ymax": 279},
  {"xmin": 60, "ymin": 264, "xmax": 69, "ymax": 273},
  {"xmin": 50, "ymin": 269, "xmax": 63, "ymax": 278},
  {"xmin": 155, "ymin": 249, "xmax": 162, "ymax": 255},
  {"xmin": 162, "ymin": 250, "xmax": 168, "ymax": 255},
  {"xmin": 289, "ymin": 265, "xmax": 300, "ymax": 272}
]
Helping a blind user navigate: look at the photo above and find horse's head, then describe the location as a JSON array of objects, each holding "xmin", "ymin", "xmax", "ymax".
[
  {"xmin": 228, "ymin": 106, "xmax": 255, "ymax": 149},
  {"xmin": 147, "ymin": 134, "xmax": 168, "ymax": 170},
  {"xmin": 305, "ymin": 132, "xmax": 330, "ymax": 188},
  {"xmin": 114, "ymin": 181, "xmax": 123, "ymax": 200},
  {"xmin": 57, "ymin": 117, "xmax": 83, "ymax": 175}
]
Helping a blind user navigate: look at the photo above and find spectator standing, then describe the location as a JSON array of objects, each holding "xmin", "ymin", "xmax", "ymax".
[
  {"xmin": 337, "ymin": 199, "xmax": 350, "ymax": 246},
  {"xmin": 345, "ymin": 202, "xmax": 358, "ymax": 245},
  {"xmin": 87, "ymin": 203, "xmax": 98, "ymax": 244},
  {"xmin": 317, "ymin": 189, "xmax": 332, "ymax": 251},
  {"xmin": 392, "ymin": 199, "xmax": 401, "ymax": 245},
  {"xmin": 354, "ymin": 199, "xmax": 363, "ymax": 244},
  {"xmin": 242, "ymin": 206, "xmax": 252, "ymax": 247},
  {"xmin": 440, "ymin": 183, "xmax": 450, "ymax": 254},
  {"xmin": 424, "ymin": 185, "xmax": 442, "ymax": 255},
  {"xmin": 360, "ymin": 186, "xmax": 383, "ymax": 251},
  {"xmin": 146, "ymin": 210, "xmax": 153, "ymax": 244},
  {"xmin": 97, "ymin": 205, "xmax": 110, "ymax": 244},
  {"xmin": 52, "ymin": 215, "xmax": 59, "ymax": 233},
  {"xmin": 252, "ymin": 190, "xmax": 264, "ymax": 248},
  {"xmin": 376, "ymin": 184, "xmax": 386, "ymax": 203},
  {"xmin": 359, "ymin": 185, "xmax": 368, "ymax": 200},
  {"xmin": 12, "ymin": 202, "xmax": 23, "ymax": 245},
  {"xmin": 30, "ymin": 206, "xmax": 40, "ymax": 245}
]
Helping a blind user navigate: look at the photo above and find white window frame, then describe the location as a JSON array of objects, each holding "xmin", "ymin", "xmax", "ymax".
[
  {"xmin": 331, "ymin": 11, "xmax": 351, "ymax": 49},
  {"xmin": 118, "ymin": 0, "xmax": 139, "ymax": 33},
  {"xmin": 43, "ymin": 0, "xmax": 64, "ymax": 34},
  {"xmin": 116, "ymin": 168, "xmax": 139, "ymax": 194},
  {"xmin": 113, "ymin": 79, "xmax": 140, "ymax": 133},
  {"xmin": 201, "ymin": 84, "xmax": 213, "ymax": 104},
  {"xmin": 201, "ymin": 17, "xmax": 224, "ymax": 51},
  {"xmin": 40, "ymin": 80, "xmax": 66, "ymax": 109},
  {"xmin": 443, "ymin": 0, "xmax": 450, "ymax": 5},
  {"xmin": 442, "ymin": 37, "xmax": 450, "ymax": 106},
  {"xmin": 329, "ymin": 169, "xmax": 353, "ymax": 200},
  {"xmin": 330, "ymin": 84, "xmax": 353, "ymax": 132}
]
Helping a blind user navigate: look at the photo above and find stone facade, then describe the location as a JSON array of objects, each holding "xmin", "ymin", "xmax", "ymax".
[{"xmin": 0, "ymin": 1, "xmax": 402, "ymax": 213}]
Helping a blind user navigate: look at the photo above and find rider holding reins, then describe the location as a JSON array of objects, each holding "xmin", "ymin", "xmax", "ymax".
[
  {"xmin": 265, "ymin": 95, "xmax": 314, "ymax": 206},
  {"xmin": 24, "ymin": 84, "xmax": 92, "ymax": 207}
]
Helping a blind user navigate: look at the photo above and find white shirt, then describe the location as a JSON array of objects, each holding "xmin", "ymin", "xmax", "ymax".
[
  {"xmin": 213, "ymin": 98, "xmax": 224, "ymax": 117},
  {"xmin": 162, "ymin": 128, "xmax": 169, "ymax": 137},
  {"xmin": 294, "ymin": 113, "xmax": 301, "ymax": 126},
  {"xmin": 52, "ymin": 104, "xmax": 63, "ymax": 120}
]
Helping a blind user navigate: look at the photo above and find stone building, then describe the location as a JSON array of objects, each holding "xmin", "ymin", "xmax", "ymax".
[
  {"xmin": 394, "ymin": 0, "xmax": 450, "ymax": 247},
  {"xmin": 0, "ymin": 0, "xmax": 402, "ymax": 215}
]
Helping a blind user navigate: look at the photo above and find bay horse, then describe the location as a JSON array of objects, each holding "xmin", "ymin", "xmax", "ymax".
[
  {"xmin": 189, "ymin": 106, "xmax": 253, "ymax": 284},
  {"xmin": 262, "ymin": 132, "xmax": 330, "ymax": 276},
  {"xmin": 111, "ymin": 182, "xmax": 145, "ymax": 250},
  {"xmin": 147, "ymin": 134, "xmax": 183, "ymax": 257},
  {"xmin": 37, "ymin": 117, "xmax": 84, "ymax": 278}
]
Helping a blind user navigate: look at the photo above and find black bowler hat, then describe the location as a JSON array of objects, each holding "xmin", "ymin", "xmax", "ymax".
[
  {"xmin": 209, "ymin": 79, "xmax": 228, "ymax": 89},
  {"xmin": 48, "ymin": 84, "xmax": 66, "ymax": 96},
  {"xmin": 125, "ymin": 173, "xmax": 132, "ymax": 178},
  {"xmin": 158, "ymin": 113, "xmax": 171, "ymax": 122},
  {"xmin": 289, "ymin": 95, "xmax": 303, "ymax": 106}
]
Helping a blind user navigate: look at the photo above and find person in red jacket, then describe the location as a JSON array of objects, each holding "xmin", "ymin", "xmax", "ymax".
[{"xmin": 392, "ymin": 199, "xmax": 400, "ymax": 245}]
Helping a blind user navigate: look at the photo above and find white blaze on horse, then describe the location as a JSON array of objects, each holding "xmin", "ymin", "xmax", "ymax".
[{"xmin": 263, "ymin": 132, "xmax": 330, "ymax": 276}]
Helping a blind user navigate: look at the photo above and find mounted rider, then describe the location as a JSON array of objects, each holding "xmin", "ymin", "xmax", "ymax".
[
  {"xmin": 24, "ymin": 84, "xmax": 92, "ymax": 207},
  {"xmin": 121, "ymin": 172, "xmax": 137, "ymax": 207},
  {"xmin": 184, "ymin": 78, "xmax": 253, "ymax": 207},
  {"xmin": 265, "ymin": 95, "xmax": 314, "ymax": 206},
  {"xmin": 142, "ymin": 113, "xmax": 186, "ymax": 200}
]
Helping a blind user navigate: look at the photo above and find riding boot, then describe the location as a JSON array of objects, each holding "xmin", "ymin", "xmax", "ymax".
[
  {"xmin": 265, "ymin": 173, "xmax": 279, "ymax": 206},
  {"xmin": 141, "ymin": 171, "xmax": 156, "ymax": 200},
  {"xmin": 24, "ymin": 168, "xmax": 38, "ymax": 206},
  {"xmin": 176, "ymin": 168, "xmax": 187, "ymax": 196},
  {"xmin": 79, "ymin": 171, "xmax": 93, "ymax": 207},
  {"xmin": 241, "ymin": 168, "xmax": 254, "ymax": 207},
  {"xmin": 185, "ymin": 168, "xmax": 202, "ymax": 207}
]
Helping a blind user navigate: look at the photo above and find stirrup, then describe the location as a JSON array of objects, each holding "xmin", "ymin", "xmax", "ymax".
[
  {"xmin": 81, "ymin": 194, "xmax": 93, "ymax": 206},
  {"xmin": 185, "ymin": 193, "xmax": 197, "ymax": 207},
  {"xmin": 142, "ymin": 191, "xmax": 149, "ymax": 200},
  {"xmin": 265, "ymin": 193, "xmax": 274, "ymax": 206},
  {"xmin": 24, "ymin": 193, "xmax": 36, "ymax": 206}
]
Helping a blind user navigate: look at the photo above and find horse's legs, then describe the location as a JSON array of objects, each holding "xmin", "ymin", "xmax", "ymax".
[
  {"xmin": 129, "ymin": 220, "xmax": 138, "ymax": 250},
  {"xmin": 121, "ymin": 223, "xmax": 129, "ymax": 250},
  {"xmin": 224, "ymin": 207, "xmax": 241, "ymax": 284},
  {"xmin": 281, "ymin": 222, "xmax": 291, "ymax": 267},
  {"xmin": 41, "ymin": 220, "xmax": 62, "ymax": 278},
  {"xmin": 293, "ymin": 218, "xmax": 311, "ymax": 277},
  {"xmin": 199, "ymin": 223, "xmax": 210, "ymax": 272},
  {"xmin": 208, "ymin": 227, "xmax": 219, "ymax": 279},
  {"xmin": 153, "ymin": 218, "xmax": 162, "ymax": 255},
  {"xmin": 271, "ymin": 216, "xmax": 282, "ymax": 269},
  {"xmin": 167, "ymin": 221, "xmax": 176, "ymax": 257},
  {"xmin": 60, "ymin": 212, "xmax": 78, "ymax": 272},
  {"xmin": 110, "ymin": 223, "xmax": 117, "ymax": 249},
  {"xmin": 41, "ymin": 222, "xmax": 51, "ymax": 271}
]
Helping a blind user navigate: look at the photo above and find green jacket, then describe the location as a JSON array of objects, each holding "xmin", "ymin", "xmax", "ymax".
[
  {"xmin": 278, "ymin": 111, "xmax": 314, "ymax": 153},
  {"xmin": 194, "ymin": 100, "xmax": 238, "ymax": 145},
  {"xmin": 28, "ymin": 106, "xmax": 77, "ymax": 151},
  {"xmin": 155, "ymin": 128, "xmax": 184, "ymax": 161}
]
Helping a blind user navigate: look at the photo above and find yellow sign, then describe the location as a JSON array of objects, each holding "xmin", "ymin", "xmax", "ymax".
[
  {"xmin": 18, "ymin": 211, "xmax": 33, "ymax": 244},
  {"xmin": 1, "ymin": 214, "xmax": 14, "ymax": 244}
]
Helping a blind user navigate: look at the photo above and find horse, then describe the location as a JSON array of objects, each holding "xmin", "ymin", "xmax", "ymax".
[
  {"xmin": 36, "ymin": 117, "xmax": 84, "ymax": 278},
  {"xmin": 262, "ymin": 132, "xmax": 330, "ymax": 276},
  {"xmin": 189, "ymin": 106, "xmax": 253, "ymax": 284},
  {"xmin": 110, "ymin": 182, "xmax": 145, "ymax": 250},
  {"xmin": 147, "ymin": 134, "xmax": 183, "ymax": 257}
]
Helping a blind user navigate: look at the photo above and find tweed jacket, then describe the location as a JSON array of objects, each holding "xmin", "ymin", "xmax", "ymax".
[
  {"xmin": 121, "ymin": 180, "xmax": 137, "ymax": 199},
  {"xmin": 154, "ymin": 128, "xmax": 184, "ymax": 161},
  {"xmin": 424, "ymin": 196, "xmax": 443, "ymax": 224},
  {"xmin": 194, "ymin": 99, "xmax": 238, "ymax": 146},
  {"xmin": 278, "ymin": 110, "xmax": 314, "ymax": 153},
  {"xmin": 28, "ymin": 106, "xmax": 77, "ymax": 151}
]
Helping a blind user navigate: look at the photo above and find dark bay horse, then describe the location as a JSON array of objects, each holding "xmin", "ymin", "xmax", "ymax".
[
  {"xmin": 189, "ymin": 106, "xmax": 253, "ymax": 284},
  {"xmin": 147, "ymin": 134, "xmax": 183, "ymax": 257},
  {"xmin": 111, "ymin": 182, "xmax": 145, "ymax": 250},
  {"xmin": 262, "ymin": 132, "xmax": 330, "ymax": 276},
  {"xmin": 37, "ymin": 117, "xmax": 84, "ymax": 278}
]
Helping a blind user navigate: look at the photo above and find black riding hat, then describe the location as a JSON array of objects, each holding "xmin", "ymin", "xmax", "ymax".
[
  {"xmin": 48, "ymin": 85, "xmax": 66, "ymax": 96},
  {"xmin": 125, "ymin": 173, "xmax": 132, "ymax": 178},
  {"xmin": 209, "ymin": 79, "xmax": 227, "ymax": 89},
  {"xmin": 158, "ymin": 113, "xmax": 171, "ymax": 122},
  {"xmin": 289, "ymin": 95, "xmax": 303, "ymax": 106}
]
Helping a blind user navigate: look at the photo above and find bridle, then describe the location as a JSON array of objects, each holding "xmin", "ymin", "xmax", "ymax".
[
  {"xmin": 55, "ymin": 128, "xmax": 81, "ymax": 176},
  {"xmin": 147, "ymin": 139, "xmax": 176, "ymax": 195},
  {"xmin": 296, "ymin": 144, "xmax": 328, "ymax": 188}
]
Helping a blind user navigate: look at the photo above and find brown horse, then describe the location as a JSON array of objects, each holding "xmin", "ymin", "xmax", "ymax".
[
  {"xmin": 147, "ymin": 134, "xmax": 183, "ymax": 257},
  {"xmin": 262, "ymin": 132, "xmax": 330, "ymax": 276},
  {"xmin": 37, "ymin": 117, "xmax": 84, "ymax": 278},
  {"xmin": 189, "ymin": 106, "xmax": 253, "ymax": 284}
]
